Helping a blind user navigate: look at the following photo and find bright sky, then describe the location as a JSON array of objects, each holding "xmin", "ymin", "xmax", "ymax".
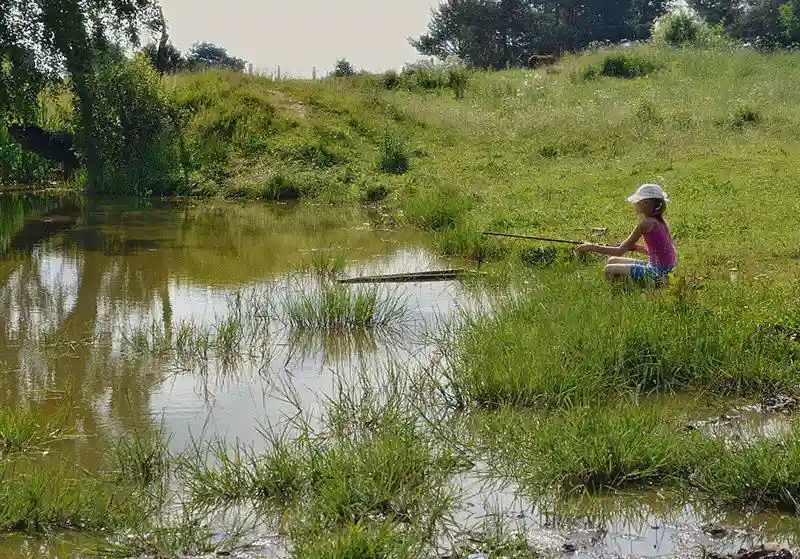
[{"xmin": 160, "ymin": 0, "xmax": 441, "ymax": 78}]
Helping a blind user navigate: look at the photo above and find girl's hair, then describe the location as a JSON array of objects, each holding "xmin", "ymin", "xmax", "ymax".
[{"xmin": 643, "ymin": 197, "xmax": 667, "ymax": 223}]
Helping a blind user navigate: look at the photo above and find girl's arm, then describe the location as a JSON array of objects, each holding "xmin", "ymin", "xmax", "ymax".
[{"xmin": 576, "ymin": 221, "xmax": 653, "ymax": 256}]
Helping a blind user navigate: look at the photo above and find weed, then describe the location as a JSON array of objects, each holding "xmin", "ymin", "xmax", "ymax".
[
  {"xmin": 377, "ymin": 130, "xmax": 410, "ymax": 174},
  {"xmin": 382, "ymin": 70, "xmax": 401, "ymax": 90},
  {"xmin": 360, "ymin": 181, "xmax": 391, "ymax": 202},
  {"xmin": 262, "ymin": 173, "xmax": 301, "ymax": 200}
]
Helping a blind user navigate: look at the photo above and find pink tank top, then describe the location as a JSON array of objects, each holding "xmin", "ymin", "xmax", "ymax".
[{"xmin": 643, "ymin": 220, "xmax": 676, "ymax": 268}]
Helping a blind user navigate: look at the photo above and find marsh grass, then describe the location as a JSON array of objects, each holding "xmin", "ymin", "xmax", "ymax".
[
  {"xmin": 182, "ymin": 369, "xmax": 468, "ymax": 555},
  {"xmin": 0, "ymin": 464, "xmax": 149, "ymax": 533},
  {"xmin": 453, "ymin": 268, "xmax": 800, "ymax": 408},
  {"xmin": 0, "ymin": 408, "xmax": 67, "ymax": 456},
  {"xmin": 282, "ymin": 281, "xmax": 409, "ymax": 330},
  {"xmin": 695, "ymin": 425, "xmax": 800, "ymax": 512},
  {"xmin": 477, "ymin": 403, "xmax": 717, "ymax": 495}
]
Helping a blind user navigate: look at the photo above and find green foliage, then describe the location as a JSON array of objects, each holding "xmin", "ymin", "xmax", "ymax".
[
  {"xmin": 0, "ymin": 126, "xmax": 55, "ymax": 184},
  {"xmin": 332, "ymin": 59, "xmax": 356, "ymax": 78},
  {"xmin": 141, "ymin": 42, "xmax": 186, "ymax": 74},
  {"xmin": 381, "ymin": 70, "xmax": 400, "ymax": 89},
  {"xmin": 412, "ymin": 0, "xmax": 669, "ymax": 69},
  {"xmin": 79, "ymin": 54, "xmax": 183, "ymax": 195},
  {"xmin": 583, "ymin": 52, "xmax": 657, "ymax": 79},
  {"xmin": 186, "ymin": 42, "xmax": 246, "ymax": 72},
  {"xmin": 652, "ymin": 11, "xmax": 705, "ymax": 45},
  {"xmin": 377, "ymin": 130, "xmax": 410, "ymax": 174}
]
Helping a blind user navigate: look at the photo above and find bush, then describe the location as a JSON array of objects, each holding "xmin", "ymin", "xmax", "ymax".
[
  {"xmin": 381, "ymin": 70, "xmax": 400, "ymax": 90},
  {"xmin": 445, "ymin": 56, "xmax": 470, "ymax": 100},
  {"xmin": 399, "ymin": 57, "xmax": 470, "ymax": 98},
  {"xmin": 262, "ymin": 173, "xmax": 301, "ymax": 200},
  {"xmin": 652, "ymin": 11, "xmax": 704, "ymax": 45},
  {"xmin": 0, "ymin": 126, "xmax": 55, "ymax": 185},
  {"xmin": 360, "ymin": 182, "xmax": 390, "ymax": 203},
  {"xmin": 583, "ymin": 52, "xmax": 656, "ymax": 79},
  {"xmin": 78, "ymin": 53, "xmax": 183, "ymax": 196},
  {"xmin": 377, "ymin": 130, "xmax": 409, "ymax": 174}
]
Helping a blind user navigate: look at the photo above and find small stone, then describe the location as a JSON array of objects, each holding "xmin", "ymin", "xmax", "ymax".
[{"xmin": 562, "ymin": 542, "xmax": 577, "ymax": 553}]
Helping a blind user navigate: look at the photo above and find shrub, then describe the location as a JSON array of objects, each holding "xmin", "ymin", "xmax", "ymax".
[
  {"xmin": 78, "ymin": 53, "xmax": 183, "ymax": 196},
  {"xmin": 262, "ymin": 173, "xmax": 301, "ymax": 200},
  {"xmin": 444, "ymin": 56, "xmax": 470, "ymax": 100},
  {"xmin": 360, "ymin": 182, "xmax": 390, "ymax": 203},
  {"xmin": 381, "ymin": 70, "xmax": 400, "ymax": 90},
  {"xmin": 583, "ymin": 53, "xmax": 656, "ymax": 80},
  {"xmin": 377, "ymin": 130, "xmax": 409, "ymax": 174},
  {"xmin": 0, "ymin": 126, "xmax": 55, "ymax": 184},
  {"xmin": 731, "ymin": 105, "xmax": 760, "ymax": 128},
  {"xmin": 652, "ymin": 11, "xmax": 704, "ymax": 45}
]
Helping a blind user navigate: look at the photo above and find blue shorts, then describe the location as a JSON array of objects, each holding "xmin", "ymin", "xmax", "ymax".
[{"xmin": 630, "ymin": 263, "xmax": 674, "ymax": 283}]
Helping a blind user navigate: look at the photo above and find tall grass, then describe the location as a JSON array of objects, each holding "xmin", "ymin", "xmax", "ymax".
[
  {"xmin": 0, "ymin": 408, "xmax": 66, "ymax": 456},
  {"xmin": 283, "ymin": 282, "xmax": 409, "ymax": 330},
  {"xmin": 453, "ymin": 268, "xmax": 800, "ymax": 408}
]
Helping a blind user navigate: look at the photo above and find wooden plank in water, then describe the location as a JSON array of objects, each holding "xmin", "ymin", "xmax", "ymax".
[{"xmin": 337, "ymin": 269, "xmax": 471, "ymax": 284}]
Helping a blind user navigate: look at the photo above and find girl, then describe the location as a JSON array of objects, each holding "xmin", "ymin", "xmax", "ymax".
[{"xmin": 576, "ymin": 184, "xmax": 676, "ymax": 283}]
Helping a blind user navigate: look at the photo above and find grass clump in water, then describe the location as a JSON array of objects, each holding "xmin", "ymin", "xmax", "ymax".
[
  {"xmin": 0, "ymin": 408, "xmax": 66, "ymax": 456},
  {"xmin": 184, "ymin": 370, "xmax": 466, "ymax": 554},
  {"xmin": 695, "ymin": 424, "xmax": 800, "ymax": 512},
  {"xmin": 283, "ymin": 282, "xmax": 409, "ymax": 330},
  {"xmin": 478, "ymin": 403, "xmax": 717, "ymax": 495}
]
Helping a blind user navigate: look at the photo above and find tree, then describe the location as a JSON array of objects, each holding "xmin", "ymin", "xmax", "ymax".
[
  {"xmin": 142, "ymin": 41, "xmax": 185, "ymax": 75},
  {"xmin": 185, "ymin": 42, "xmax": 246, "ymax": 71},
  {"xmin": 411, "ymin": 0, "xmax": 670, "ymax": 69},
  {"xmin": 687, "ymin": 0, "xmax": 793, "ymax": 47},
  {"xmin": 0, "ymin": 0, "xmax": 164, "ymax": 180},
  {"xmin": 331, "ymin": 58, "xmax": 356, "ymax": 77}
]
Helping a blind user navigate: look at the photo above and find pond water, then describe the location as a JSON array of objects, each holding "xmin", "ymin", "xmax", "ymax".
[{"xmin": 1, "ymin": 192, "xmax": 799, "ymax": 559}]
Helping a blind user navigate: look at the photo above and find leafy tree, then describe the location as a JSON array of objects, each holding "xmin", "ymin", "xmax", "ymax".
[
  {"xmin": 332, "ymin": 58, "xmax": 356, "ymax": 77},
  {"xmin": 411, "ymin": 0, "xmax": 669, "ymax": 69},
  {"xmin": 142, "ymin": 41, "xmax": 185, "ymax": 75},
  {"xmin": 0, "ymin": 0, "xmax": 163, "ymax": 181},
  {"xmin": 687, "ymin": 0, "xmax": 794, "ymax": 47},
  {"xmin": 185, "ymin": 42, "xmax": 246, "ymax": 71}
]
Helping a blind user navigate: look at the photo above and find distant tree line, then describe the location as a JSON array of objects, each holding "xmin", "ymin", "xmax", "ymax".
[
  {"xmin": 141, "ymin": 41, "xmax": 247, "ymax": 74},
  {"xmin": 412, "ymin": 0, "xmax": 800, "ymax": 68}
]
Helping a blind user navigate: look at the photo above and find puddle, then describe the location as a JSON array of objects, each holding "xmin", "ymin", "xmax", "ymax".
[{"xmin": 451, "ymin": 474, "xmax": 800, "ymax": 559}]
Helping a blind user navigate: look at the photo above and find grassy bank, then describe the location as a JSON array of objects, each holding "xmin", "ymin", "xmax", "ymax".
[{"xmin": 156, "ymin": 44, "xmax": 800, "ymax": 280}]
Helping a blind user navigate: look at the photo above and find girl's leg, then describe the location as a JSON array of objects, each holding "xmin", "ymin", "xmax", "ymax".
[
  {"xmin": 604, "ymin": 263, "xmax": 637, "ymax": 281},
  {"xmin": 607, "ymin": 257, "xmax": 644, "ymax": 265}
]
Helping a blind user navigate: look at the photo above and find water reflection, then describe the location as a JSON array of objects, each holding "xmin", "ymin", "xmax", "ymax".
[{"xmin": 0, "ymin": 194, "xmax": 473, "ymax": 458}]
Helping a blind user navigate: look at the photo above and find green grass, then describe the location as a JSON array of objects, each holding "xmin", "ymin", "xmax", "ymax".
[
  {"xmin": 0, "ymin": 408, "xmax": 66, "ymax": 456},
  {"xmin": 282, "ymin": 282, "xmax": 409, "ymax": 330},
  {"xmin": 451, "ymin": 267, "xmax": 800, "ymax": 408}
]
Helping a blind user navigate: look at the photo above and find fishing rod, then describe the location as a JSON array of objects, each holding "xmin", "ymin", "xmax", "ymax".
[{"xmin": 482, "ymin": 231, "xmax": 593, "ymax": 245}]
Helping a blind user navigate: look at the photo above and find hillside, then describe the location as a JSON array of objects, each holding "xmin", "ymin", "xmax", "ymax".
[{"xmin": 166, "ymin": 45, "xmax": 800, "ymax": 284}]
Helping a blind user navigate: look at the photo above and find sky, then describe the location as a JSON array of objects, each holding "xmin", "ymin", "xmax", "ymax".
[{"xmin": 160, "ymin": 0, "xmax": 442, "ymax": 78}]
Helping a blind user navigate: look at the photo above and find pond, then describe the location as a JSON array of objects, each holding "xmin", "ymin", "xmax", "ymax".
[{"xmin": 1, "ymin": 192, "xmax": 799, "ymax": 559}]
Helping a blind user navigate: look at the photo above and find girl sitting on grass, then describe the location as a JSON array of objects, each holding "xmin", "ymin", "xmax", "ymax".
[{"xmin": 576, "ymin": 183, "xmax": 676, "ymax": 283}]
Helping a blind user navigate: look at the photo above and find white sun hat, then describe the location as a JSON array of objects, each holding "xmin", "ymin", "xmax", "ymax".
[{"xmin": 627, "ymin": 183, "xmax": 670, "ymax": 204}]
